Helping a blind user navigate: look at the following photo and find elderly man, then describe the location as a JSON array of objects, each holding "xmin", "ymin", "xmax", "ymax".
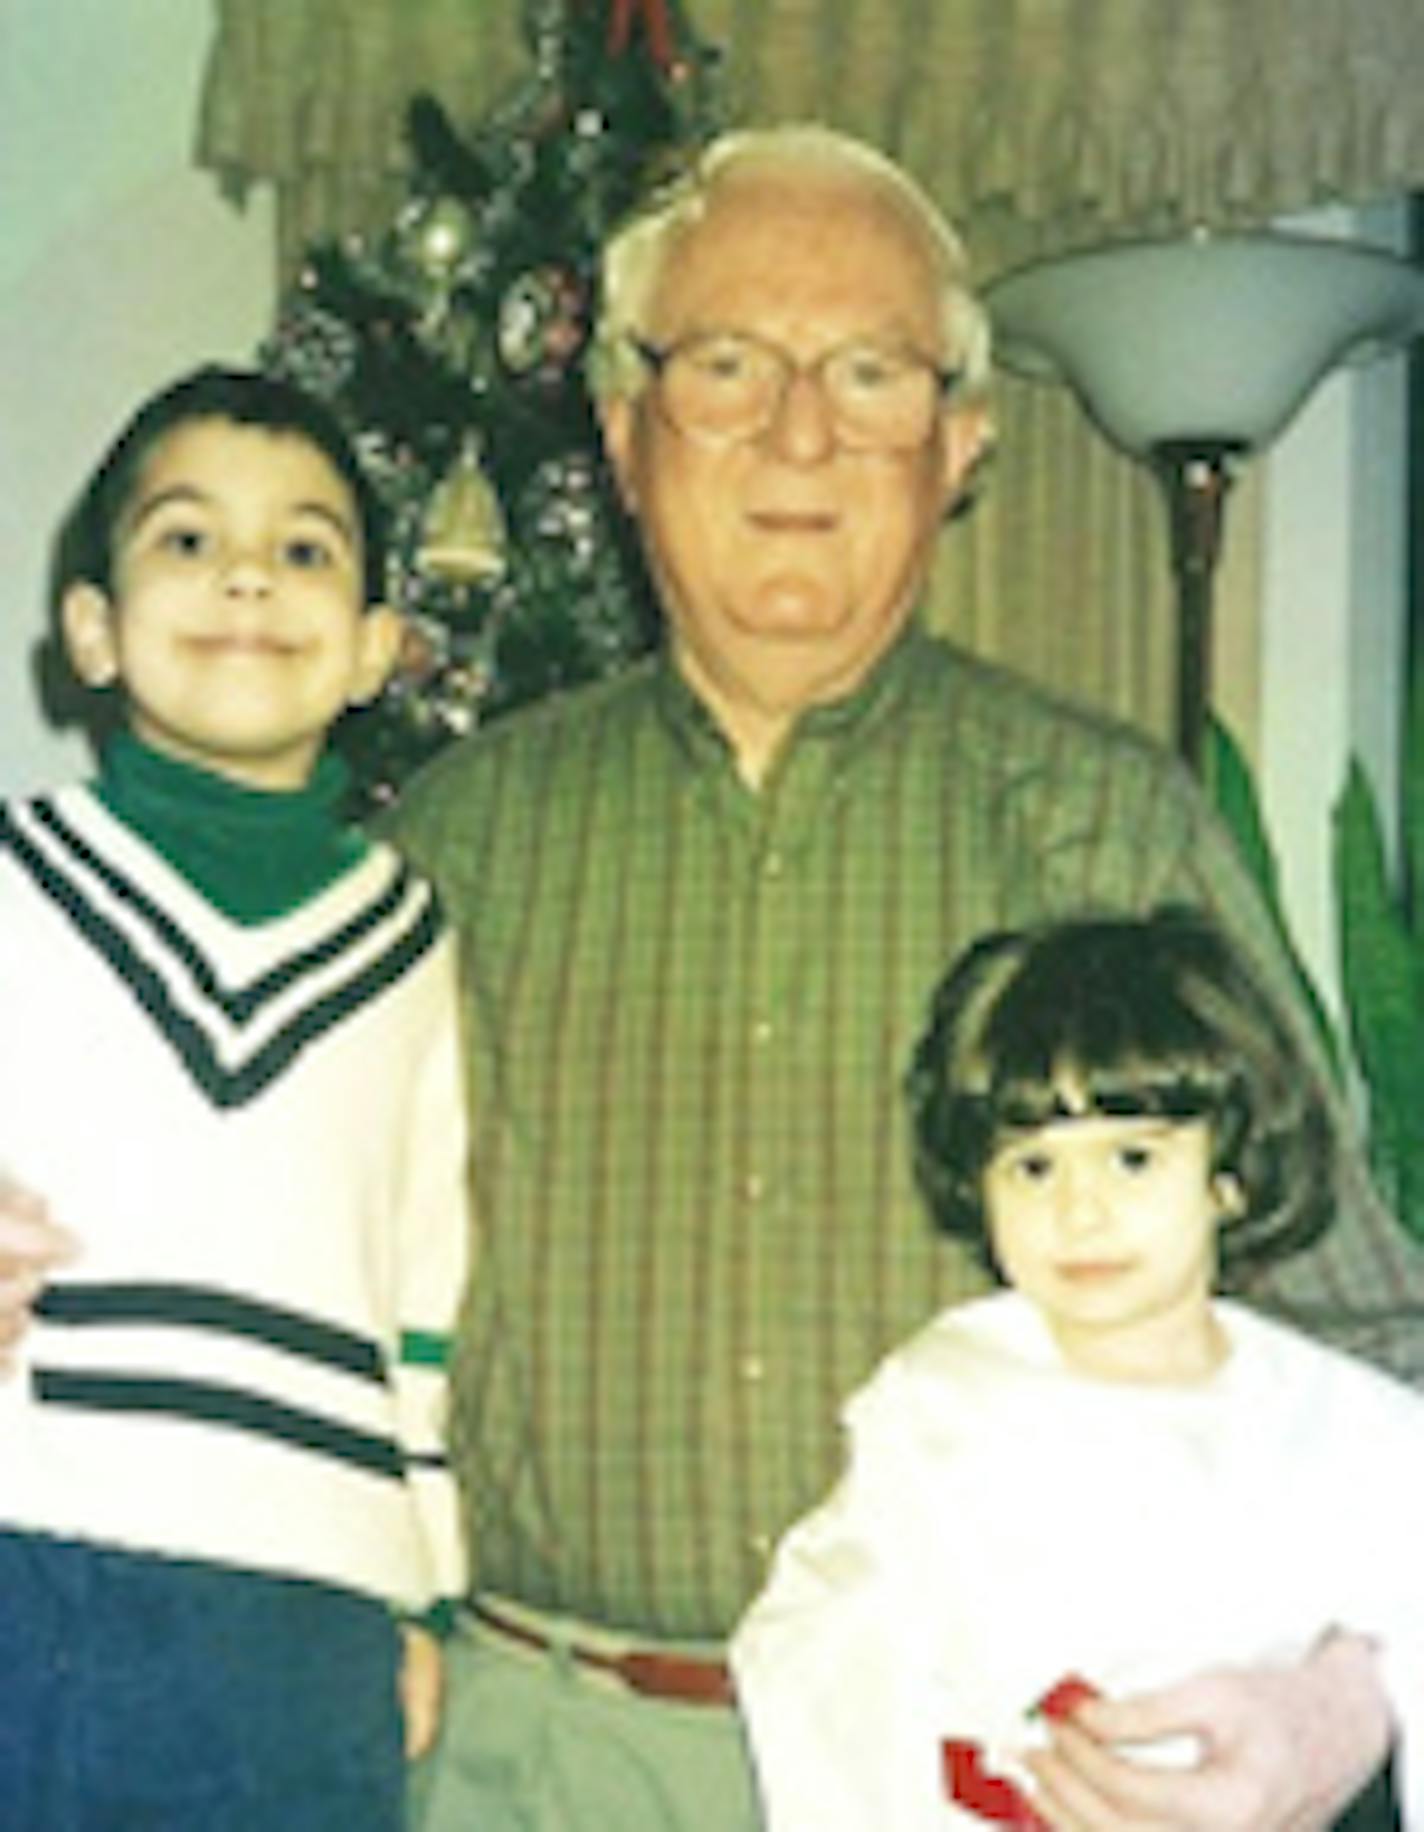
[{"xmin": 0, "ymin": 127, "xmax": 1411, "ymax": 1830}]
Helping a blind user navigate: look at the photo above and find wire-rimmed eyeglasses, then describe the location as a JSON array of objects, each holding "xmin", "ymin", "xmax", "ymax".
[{"xmin": 630, "ymin": 330, "xmax": 961, "ymax": 452}]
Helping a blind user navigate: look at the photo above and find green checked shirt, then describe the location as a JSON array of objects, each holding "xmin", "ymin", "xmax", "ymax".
[{"xmin": 388, "ymin": 622, "xmax": 1424, "ymax": 1641}]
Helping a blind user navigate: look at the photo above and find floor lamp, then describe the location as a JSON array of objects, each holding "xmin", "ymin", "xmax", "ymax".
[{"xmin": 983, "ymin": 231, "xmax": 1424, "ymax": 773}]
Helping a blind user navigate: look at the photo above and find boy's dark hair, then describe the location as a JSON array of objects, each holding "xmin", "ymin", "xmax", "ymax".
[
  {"xmin": 64, "ymin": 365, "xmax": 388, "ymax": 605},
  {"xmin": 905, "ymin": 906, "xmax": 1335, "ymax": 1282}
]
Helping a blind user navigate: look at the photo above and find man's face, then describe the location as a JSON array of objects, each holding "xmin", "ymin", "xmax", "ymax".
[{"xmin": 601, "ymin": 168, "xmax": 988, "ymax": 724}]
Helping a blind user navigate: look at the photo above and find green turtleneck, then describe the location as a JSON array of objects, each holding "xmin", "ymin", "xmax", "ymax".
[{"xmin": 96, "ymin": 732, "xmax": 368, "ymax": 925}]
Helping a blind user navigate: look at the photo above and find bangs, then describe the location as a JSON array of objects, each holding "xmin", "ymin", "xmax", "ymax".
[
  {"xmin": 987, "ymin": 1058, "xmax": 1221, "ymax": 1134},
  {"xmin": 974, "ymin": 937, "xmax": 1233, "ymax": 1134}
]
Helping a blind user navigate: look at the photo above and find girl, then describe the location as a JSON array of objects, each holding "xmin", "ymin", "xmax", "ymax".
[{"xmin": 732, "ymin": 907, "xmax": 1424, "ymax": 1830}]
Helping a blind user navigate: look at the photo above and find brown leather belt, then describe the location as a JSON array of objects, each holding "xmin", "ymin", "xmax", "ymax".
[{"xmin": 470, "ymin": 1599, "xmax": 735, "ymax": 1707}]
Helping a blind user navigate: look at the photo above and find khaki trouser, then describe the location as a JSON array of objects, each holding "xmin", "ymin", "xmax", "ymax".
[{"xmin": 410, "ymin": 1608, "xmax": 763, "ymax": 1831}]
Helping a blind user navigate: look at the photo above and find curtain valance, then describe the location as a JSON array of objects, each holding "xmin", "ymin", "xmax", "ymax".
[{"xmin": 199, "ymin": 0, "xmax": 1424, "ymax": 280}]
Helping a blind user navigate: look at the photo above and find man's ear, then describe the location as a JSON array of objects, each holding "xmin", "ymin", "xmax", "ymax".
[
  {"xmin": 61, "ymin": 583, "xmax": 121, "ymax": 688},
  {"xmin": 598, "ymin": 395, "xmax": 640, "ymax": 517},
  {"xmin": 348, "ymin": 604, "xmax": 405, "ymax": 708},
  {"xmin": 939, "ymin": 401, "xmax": 995, "ymax": 519}
]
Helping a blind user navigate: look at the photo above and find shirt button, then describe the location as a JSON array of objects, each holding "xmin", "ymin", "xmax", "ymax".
[
  {"xmin": 762, "ymin": 850, "xmax": 784, "ymax": 879},
  {"xmin": 749, "ymin": 1531, "xmax": 773, "ymax": 1563},
  {"xmin": 751, "ymin": 1017, "xmax": 774, "ymax": 1047},
  {"xmin": 745, "ymin": 1172, "xmax": 766, "ymax": 1202},
  {"xmin": 742, "ymin": 1354, "xmax": 765, "ymax": 1383}
]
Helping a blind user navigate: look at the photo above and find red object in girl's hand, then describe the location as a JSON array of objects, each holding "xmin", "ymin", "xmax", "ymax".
[
  {"xmin": 942, "ymin": 1739, "xmax": 1049, "ymax": 1829},
  {"xmin": 1034, "ymin": 1673, "xmax": 1102, "ymax": 1723}
]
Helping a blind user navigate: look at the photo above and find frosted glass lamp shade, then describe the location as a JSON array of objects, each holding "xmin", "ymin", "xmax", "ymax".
[{"xmin": 983, "ymin": 232, "xmax": 1424, "ymax": 457}]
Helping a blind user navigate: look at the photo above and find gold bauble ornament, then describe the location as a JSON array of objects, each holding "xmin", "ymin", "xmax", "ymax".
[{"xmin": 398, "ymin": 194, "xmax": 476, "ymax": 283}]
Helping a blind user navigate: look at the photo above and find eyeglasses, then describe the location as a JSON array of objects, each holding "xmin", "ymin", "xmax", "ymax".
[{"xmin": 630, "ymin": 331, "xmax": 961, "ymax": 452}]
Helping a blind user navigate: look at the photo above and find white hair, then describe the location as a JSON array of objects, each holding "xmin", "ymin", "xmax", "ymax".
[{"xmin": 588, "ymin": 123, "xmax": 992, "ymax": 404}]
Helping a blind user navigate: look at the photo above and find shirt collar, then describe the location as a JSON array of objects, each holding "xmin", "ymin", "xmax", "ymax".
[{"xmin": 652, "ymin": 622, "xmax": 933, "ymax": 772}]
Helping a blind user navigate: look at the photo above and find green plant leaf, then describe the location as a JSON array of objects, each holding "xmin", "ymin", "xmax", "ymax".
[
  {"xmin": 1207, "ymin": 717, "xmax": 1343, "ymax": 1080},
  {"xmin": 1406, "ymin": 655, "xmax": 1424, "ymax": 929},
  {"xmin": 1333, "ymin": 758, "xmax": 1424, "ymax": 1237}
]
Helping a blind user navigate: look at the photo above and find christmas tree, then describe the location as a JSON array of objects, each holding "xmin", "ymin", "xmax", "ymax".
[{"xmin": 262, "ymin": 0, "xmax": 722, "ymax": 809}]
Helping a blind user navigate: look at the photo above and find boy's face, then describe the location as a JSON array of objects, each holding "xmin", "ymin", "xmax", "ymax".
[
  {"xmin": 984, "ymin": 1112, "xmax": 1238, "ymax": 1382},
  {"xmin": 62, "ymin": 416, "xmax": 401, "ymax": 790}
]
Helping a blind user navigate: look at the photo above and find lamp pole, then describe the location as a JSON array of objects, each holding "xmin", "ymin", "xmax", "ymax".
[{"xmin": 1149, "ymin": 440, "xmax": 1243, "ymax": 773}]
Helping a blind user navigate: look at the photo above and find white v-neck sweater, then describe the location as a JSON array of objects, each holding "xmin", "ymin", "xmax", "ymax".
[{"xmin": 0, "ymin": 784, "xmax": 469, "ymax": 1612}]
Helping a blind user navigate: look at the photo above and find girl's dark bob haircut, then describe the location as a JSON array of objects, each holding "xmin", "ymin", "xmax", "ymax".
[{"xmin": 905, "ymin": 905, "xmax": 1336, "ymax": 1280}]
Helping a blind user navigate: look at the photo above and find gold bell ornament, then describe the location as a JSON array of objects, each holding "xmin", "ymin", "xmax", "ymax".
[{"xmin": 417, "ymin": 436, "xmax": 508, "ymax": 585}]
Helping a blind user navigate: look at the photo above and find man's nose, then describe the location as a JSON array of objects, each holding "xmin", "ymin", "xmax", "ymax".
[{"xmin": 763, "ymin": 364, "xmax": 837, "ymax": 464}]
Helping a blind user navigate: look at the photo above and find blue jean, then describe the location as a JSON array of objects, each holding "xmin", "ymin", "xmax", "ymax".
[{"xmin": 0, "ymin": 1529, "xmax": 403, "ymax": 1830}]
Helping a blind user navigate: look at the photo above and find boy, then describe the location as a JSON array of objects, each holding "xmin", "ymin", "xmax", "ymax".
[
  {"xmin": 732, "ymin": 908, "xmax": 1424, "ymax": 1831},
  {"xmin": 0, "ymin": 367, "xmax": 468, "ymax": 1827}
]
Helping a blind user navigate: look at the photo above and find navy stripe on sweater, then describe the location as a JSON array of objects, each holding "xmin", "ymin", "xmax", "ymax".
[
  {"xmin": 25, "ymin": 796, "xmax": 419, "ymax": 1022},
  {"xmin": 0, "ymin": 799, "xmax": 442, "ymax": 1108},
  {"xmin": 33, "ymin": 1369, "xmax": 405, "ymax": 1480},
  {"xmin": 35, "ymin": 1282, "xmax": 386, "ymax": 1383}
]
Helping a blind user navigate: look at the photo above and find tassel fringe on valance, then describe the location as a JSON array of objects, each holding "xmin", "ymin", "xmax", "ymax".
[{"xmin": 198, "ymin": 0, "xmax": 1424, "ymax": 281}]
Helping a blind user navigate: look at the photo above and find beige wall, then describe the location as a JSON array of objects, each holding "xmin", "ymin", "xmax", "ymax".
[
  {"xmin": 0, "ymin": 0, "xmax": 275, "ymax": 793},
  {"xmin": 1256, "ymin": 200, "xmax": 1414, "ymax": 1023}
]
